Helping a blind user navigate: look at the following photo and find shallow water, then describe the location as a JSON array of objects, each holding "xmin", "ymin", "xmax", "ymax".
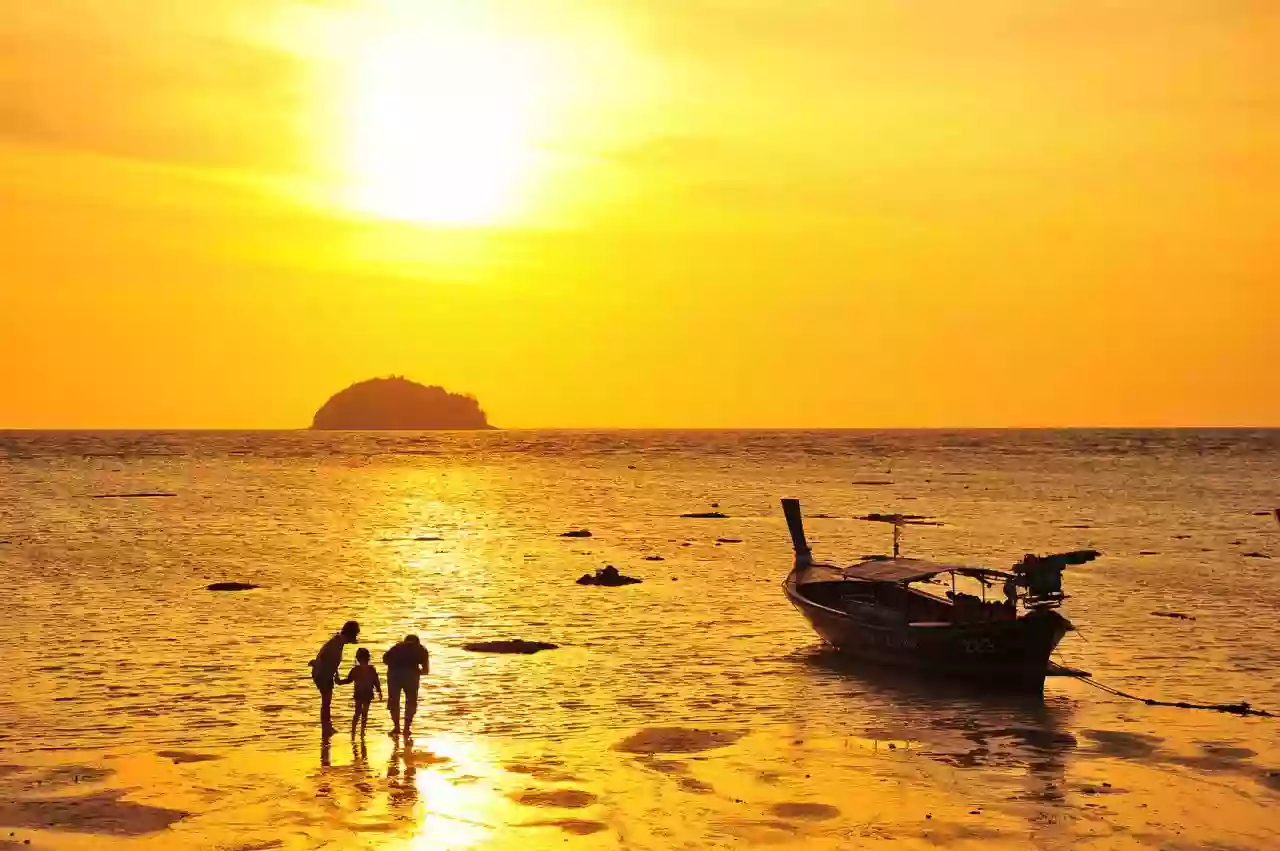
[{"xmin": 0, "ymin": 429, "xmax": 1277, "ymax": 849}]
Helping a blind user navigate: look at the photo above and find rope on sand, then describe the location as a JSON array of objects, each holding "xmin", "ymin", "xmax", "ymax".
[{"xmin": 1053, "ymin": 655, "xmax": 1275, "ymax": 718}]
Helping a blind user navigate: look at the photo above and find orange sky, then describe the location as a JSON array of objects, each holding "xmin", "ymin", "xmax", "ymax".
[{"xmin": 2, "ymin": 1, "xmax": 1277, "ymax": 428}]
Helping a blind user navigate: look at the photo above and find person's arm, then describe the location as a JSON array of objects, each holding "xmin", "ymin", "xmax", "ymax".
[
  {"xmin": 421, "ymin": 647, "xmax": 430, "ymax": 676},
  {"xmin": 375, "ymin": 669, "xmax": 383, "ymax": 700},
  {"xmin": 336, "ymin": 667, "xmax": 354, "ymax": 685}
]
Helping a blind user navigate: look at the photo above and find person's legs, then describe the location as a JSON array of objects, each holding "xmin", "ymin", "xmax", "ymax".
[
  {"xmin": 403, "ymin": 676, "xmax": 420, "ymax": 737},
  {"xmin": 387, "ymin": 673, "xmax": 403, "ymax": 734},
  {"xmin": 314, "ymin": 672, "xmax": 335, "ymax": 735},
  {"xmin": 354, "ymin": 698, "xmax": 370, "ymax": 737}
]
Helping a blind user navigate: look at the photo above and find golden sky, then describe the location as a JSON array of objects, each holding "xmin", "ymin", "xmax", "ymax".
[{"xmin": 2, "ymin": 0, "xmax": 1277, "ymax": 427}]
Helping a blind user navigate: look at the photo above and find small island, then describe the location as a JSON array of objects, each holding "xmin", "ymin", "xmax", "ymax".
[{"xmin": 311, "ymin": 377, "xmax": 494, "ymax": 430}]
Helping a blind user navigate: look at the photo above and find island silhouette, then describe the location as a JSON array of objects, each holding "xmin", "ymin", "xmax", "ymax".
[{"xmin": 311, "ymin": 377, "xmax": 493, "ymax": 430}]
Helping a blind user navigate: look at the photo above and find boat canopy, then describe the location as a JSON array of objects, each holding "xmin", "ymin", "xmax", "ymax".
[{"xmin": 798, "ymin": 558, "xmax": 1008, "ymax": 585}]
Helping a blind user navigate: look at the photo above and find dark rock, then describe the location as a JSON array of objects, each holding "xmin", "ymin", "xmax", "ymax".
[
  {"xmin": 859, "ymin": 513, "xmax": 944, "ymax": 526},
  {"xmin": 560, "ymin": 529, "xmax": 593, "ymax": 538},
  {"xmin": 462, "ymin": 640, "xmax": 558, "ymax": 654},
  {"xmin": 1139, "ymin": 551, "xmax": 1159, "ymax": 556},
  {"xmin": 643, "ymin": 555, "xmax": 665, "ymax": 561},
  {"xmin": 682, "ymin": 512, "xmax": 728, "ymax": 519},
  {"xmin": 1151, "ymin": 611, "xmax": 1195, "ymax": 620},
  {"xmin": 91, "ymin": 492, "xmax": 177, "ymax": 499},
  {"xmin": 156, "ymin": 751, "xmax": 221, "ymax": 764},
  {"xmin": 1243, "ymin": 551, "xmax": 1271, "ymax": 559},
  {"xmin": 205, "ymin": 582, "xmax": 259, "ymax": 592},
  {"xmin": 716, "ymin": 538, "xmax": 743, "ymax": 544},
  {"xmin": 576, "ymin": 566, "xmax": 641, "ymax": 587},
  {"xmin": 310, "ymin": 376, "xmax": 492, "ymax": 430}
]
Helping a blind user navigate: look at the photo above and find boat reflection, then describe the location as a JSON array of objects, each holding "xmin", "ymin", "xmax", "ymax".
[{"xmin": 800, "ymin": 648, "xmax": 1077, "ymax": 837}]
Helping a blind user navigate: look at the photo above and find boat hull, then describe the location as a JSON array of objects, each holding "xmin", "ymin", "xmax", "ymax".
[{"xmin": 784, "ymin": 575, "xmax": 1071, "ymax": 692}]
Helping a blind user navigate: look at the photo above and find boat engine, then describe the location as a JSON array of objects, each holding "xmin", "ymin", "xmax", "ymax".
[{"xmin": 1014, "ymin": 550, "xmax": 1100, "ymax": 609}]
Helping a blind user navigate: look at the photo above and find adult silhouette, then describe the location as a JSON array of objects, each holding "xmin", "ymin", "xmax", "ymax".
[
  {"xmin": 310, "ymin": 620, "xmax": 360, "ymax": 737},
  {"xmin": 383, "ymin": 634, "xmax": 429, "ymax": 738}
]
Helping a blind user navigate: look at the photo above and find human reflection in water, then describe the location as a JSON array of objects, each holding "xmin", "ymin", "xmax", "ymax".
[
  {"xmin": 387, "ymin": 738, "xmax": 420, "ymax": 816},
  {"xmin": 312, "ymin": 730, "xmax": 377, "ymax": 822}
]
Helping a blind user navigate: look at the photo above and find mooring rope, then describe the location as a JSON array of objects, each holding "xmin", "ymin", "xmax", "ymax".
[{"xmin": 1053, "ymin": 654, "xmax": 1275, "ymax": 718}]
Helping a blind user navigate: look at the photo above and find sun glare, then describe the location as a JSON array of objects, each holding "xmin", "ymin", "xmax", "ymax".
[{"xmin": 347, "ymin": 28, "xmax": 553, "ymax": 226}]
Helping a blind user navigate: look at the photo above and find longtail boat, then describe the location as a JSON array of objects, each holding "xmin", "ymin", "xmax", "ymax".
[{"xmin": 781, "ymin": 498, "xmax": 1099, "ymax": 692}]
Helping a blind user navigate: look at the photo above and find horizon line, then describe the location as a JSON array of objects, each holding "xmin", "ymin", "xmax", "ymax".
[{"xmin": 2, "ymin": 425, "xmax": 1279, "ymax": 433}]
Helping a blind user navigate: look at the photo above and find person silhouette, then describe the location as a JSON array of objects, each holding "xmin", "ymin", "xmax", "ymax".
[
  {"xmin": 383, "ymin": 634, "xmax": 429, "ymax": 738},
  {"xmin": 310, "ymin": 620, "xmax": 360, "ymax": 737}
]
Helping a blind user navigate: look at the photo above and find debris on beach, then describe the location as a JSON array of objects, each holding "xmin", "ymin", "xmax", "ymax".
[
  {"xmin": 1139, "ymin": 551, "xmax": 1160, "ymax": 556},
  {"xmin": 858, "ymin": 513, "xmax": 944, "ymax": 526},
  {"xmin": 1243, "ymin": 552, "xmax": 1271, "ymax": 559},
  {"xmin": 682, "ymin": 512, "xmax": 728, "ymax": 519},
  {"xmin": 577, "ymin": 565, "xmax": 641, "ymax": 586},
  {"xmin": 560, "ymin": 529, "xmax": 593, "ymax": 538},
  {"xmin": 205, "ymin": 582, "xmax": 260, "ymax": 592},
  {"xmin": 1151, "ymin": 611, "xmax": 1196, "ymax": 621},
  {"xmin": 91, "ymin": 492, "xmax": 177, "ymax": 499},
  {"xmin": 462, "ymin": 639, "xmax": 559, "ymax": 654},
  {"xmin": 643, "ymin": 555, "xmax": 665, "ymax": 561},
  {"xmin": 716, "ymin": 538, "xmax": 743, "ymax": 544},
  {"xmin": 852, "ymin": 480, "xmax": 894, "ymax": 486}
]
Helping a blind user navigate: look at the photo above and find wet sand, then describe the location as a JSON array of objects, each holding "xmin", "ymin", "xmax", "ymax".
[
  {"xmin": 2, "ymin": 708, "xmax": 1276, "ymax": 850},
  {"xmin": 0, "ymin": 429, "xmax": 1277, "ymax": 849}
]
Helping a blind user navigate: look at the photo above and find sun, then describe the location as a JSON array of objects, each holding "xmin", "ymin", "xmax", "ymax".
[{"xmin": 346, "ymin": 28, "xmax": 552, "ymax": 226}]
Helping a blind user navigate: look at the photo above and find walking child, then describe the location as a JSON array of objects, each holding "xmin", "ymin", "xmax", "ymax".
[{"xmin": 338, "ymin": 647, "xmax": 382, "ymax": 737}]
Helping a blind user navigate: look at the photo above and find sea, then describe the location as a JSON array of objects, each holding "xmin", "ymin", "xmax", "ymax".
[{"xmin": 0, "ymin": 429, "xmax": 1276, "ymax": 850}]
